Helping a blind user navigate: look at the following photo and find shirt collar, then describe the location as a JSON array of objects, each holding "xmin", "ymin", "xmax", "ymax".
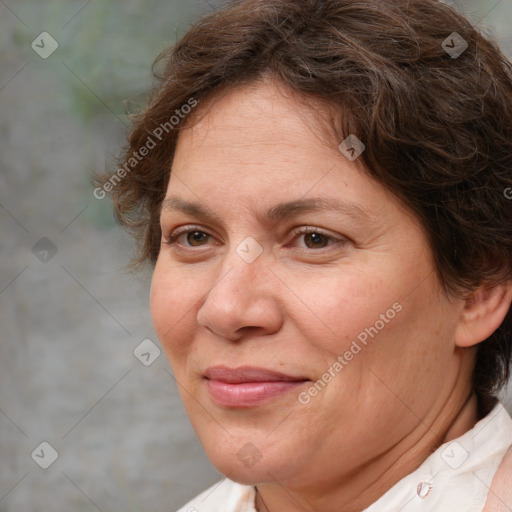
[{"xmin": 364, "ymin": 401, "xmax": 512, "ymax": 511}]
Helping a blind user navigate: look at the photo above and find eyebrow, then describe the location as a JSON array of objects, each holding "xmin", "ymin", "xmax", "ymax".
[{"xmin": 160, "ymin": 196, "xmax": 372, "ymax": 225}]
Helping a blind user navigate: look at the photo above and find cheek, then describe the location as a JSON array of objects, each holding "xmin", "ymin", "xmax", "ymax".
[
  {"xmin": 288, "ymin": 269, "xmax": 392, "ymax": 354},
  {"xmin": 149, "ymin": 263, "xmax": 201, "ymax": 361},
  {"xmin": 287, "ymin": 261, "xmax": 448, "ymax": 401}
]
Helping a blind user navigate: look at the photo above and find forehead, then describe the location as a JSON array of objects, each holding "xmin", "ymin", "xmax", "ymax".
[
  {"xmin": 166, "ymin": 80, "xmax": 408, "ymax": 226},
  {"xmin": 176, "ymin": 79, "xmax": 337, "ymax": 162}
]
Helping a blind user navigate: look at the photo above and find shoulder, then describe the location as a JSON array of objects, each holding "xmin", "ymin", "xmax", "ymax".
[{"xmin": 175, "ymin": 478, "xmax": 256, "ymax": 512}]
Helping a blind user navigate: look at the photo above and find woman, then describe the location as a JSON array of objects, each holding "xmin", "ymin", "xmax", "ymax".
[{"xmin": 98, "ymin": 0, "xmax": 512, "ymax": 509}]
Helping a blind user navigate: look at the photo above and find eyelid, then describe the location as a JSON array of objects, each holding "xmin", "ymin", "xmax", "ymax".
[
  {"xmin": 163, "ymin": 224, "xmax": 214, "ymax": 245},
  {"xmin": 289, "ymin": 226, "xmax": 342, "ymax": 240},
  {"xmin": 163, "ymin": 224, "xmax": 346, "ymax": 250},
  {"xmin": 288, "ymin": 226, "xmax": 346, "ymax": 248}
]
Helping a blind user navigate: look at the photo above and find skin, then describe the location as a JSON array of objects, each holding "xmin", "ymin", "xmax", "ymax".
[
  {"xmin": 483, "ymin": 446, "xmax": 512, "ymax": 511},
  {"xmin": 150, "ymin": 78, "xmax": 512, "ymax": 512}
]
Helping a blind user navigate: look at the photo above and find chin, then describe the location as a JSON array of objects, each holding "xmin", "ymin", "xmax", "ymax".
[{"xmin": 202, "ymin": 436, "xmax": 294, "ymax": 485}]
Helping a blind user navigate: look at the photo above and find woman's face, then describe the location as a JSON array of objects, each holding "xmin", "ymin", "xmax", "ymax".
[{"xmin": 150, "ymin": 80, "xmax": 469, "ymax": 489}]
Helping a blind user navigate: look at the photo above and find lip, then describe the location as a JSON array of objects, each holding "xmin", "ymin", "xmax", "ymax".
[{"xmin": 204, "ymin": 365, "xmax": 309, "ymax": 408}]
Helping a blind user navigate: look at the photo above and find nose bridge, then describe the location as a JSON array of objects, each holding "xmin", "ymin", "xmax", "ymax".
[
  {"xmin": 196, "ymin": 237, "xmax": 280, "ymax": 338},
  {"xmin": 211, "ymin": 236, "xmax": 266, "ymax": 301}
]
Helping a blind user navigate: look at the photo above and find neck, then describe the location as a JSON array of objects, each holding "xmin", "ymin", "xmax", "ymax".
[
  {"xmin": 255, "ymin": 389, "xmax": 480, "ymax": 512},
  {"xmin": 442, "ymin": 392, "xmax": 479, "ymax": 443}
]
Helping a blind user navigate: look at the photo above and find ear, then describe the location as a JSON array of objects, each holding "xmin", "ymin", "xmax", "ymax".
[{"xmin": 455, "ymin": 281, "xmax": 512, "ymax": 348}]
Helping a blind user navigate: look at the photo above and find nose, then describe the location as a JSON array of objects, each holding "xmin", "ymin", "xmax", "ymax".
[{"xmin": 196, "ymin": 248, "xmax": 283, "ymax": 341}]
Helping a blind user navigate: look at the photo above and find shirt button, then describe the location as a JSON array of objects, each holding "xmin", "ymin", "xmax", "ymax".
[{"xmin": 417, "ymin": 482, "xmax": 433, "ymax": 499}]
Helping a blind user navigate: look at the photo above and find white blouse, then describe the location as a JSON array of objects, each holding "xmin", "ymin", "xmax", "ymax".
[{"xmin": 176, "ymin": 402, "xmax": 512, "ymax": 512}]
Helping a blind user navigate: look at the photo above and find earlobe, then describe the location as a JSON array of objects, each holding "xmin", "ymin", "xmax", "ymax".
[{"xmin": 455, "ymin": 281, "xmax": 512, "ymax": 348}]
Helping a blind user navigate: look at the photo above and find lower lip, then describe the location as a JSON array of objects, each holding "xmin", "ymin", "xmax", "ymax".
[{"xmin": 206, "ymin": 379, "xmax": 307, "ymax": 407}]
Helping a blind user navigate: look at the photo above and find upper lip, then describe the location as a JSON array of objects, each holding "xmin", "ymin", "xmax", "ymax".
[{"xmin": 204, "ymin": 365, "xmax": 308, "ymax": 383}]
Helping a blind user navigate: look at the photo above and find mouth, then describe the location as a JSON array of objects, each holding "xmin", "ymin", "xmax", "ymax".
[{"xmin": 204, "ymin": 365, "xmax": 309, "ymax": 408}]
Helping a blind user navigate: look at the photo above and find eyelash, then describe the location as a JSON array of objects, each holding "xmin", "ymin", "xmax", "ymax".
[{"xmin": 162, "ymin": 225, "xmax": 345, "ymax": 250}]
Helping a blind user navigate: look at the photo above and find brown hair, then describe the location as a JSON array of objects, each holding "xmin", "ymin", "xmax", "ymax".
[{"xmin": 98, "ymin": 0, "xmax": 512, "ymax": 406}]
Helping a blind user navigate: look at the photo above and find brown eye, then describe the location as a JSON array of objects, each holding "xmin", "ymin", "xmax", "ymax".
[
  {"xmin": 291, "ymin": 227, "xmax": 343, "ymax": 250},
  {"xmin": 303, "ymin": 232, "xmax": 330, "ymax": 249},
  {"xmin": 186, "ymin": 231, "xmax": 210, "ymax": 246},
  {"xmin": 163, "ymin": 227, "xmax": 213, "ymax": 248}
]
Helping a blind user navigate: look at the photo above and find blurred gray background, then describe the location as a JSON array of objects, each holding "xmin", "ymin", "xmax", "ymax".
[{"xmin": 1, "ymin": 1, "xmax": 512, "ymax": 511}]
